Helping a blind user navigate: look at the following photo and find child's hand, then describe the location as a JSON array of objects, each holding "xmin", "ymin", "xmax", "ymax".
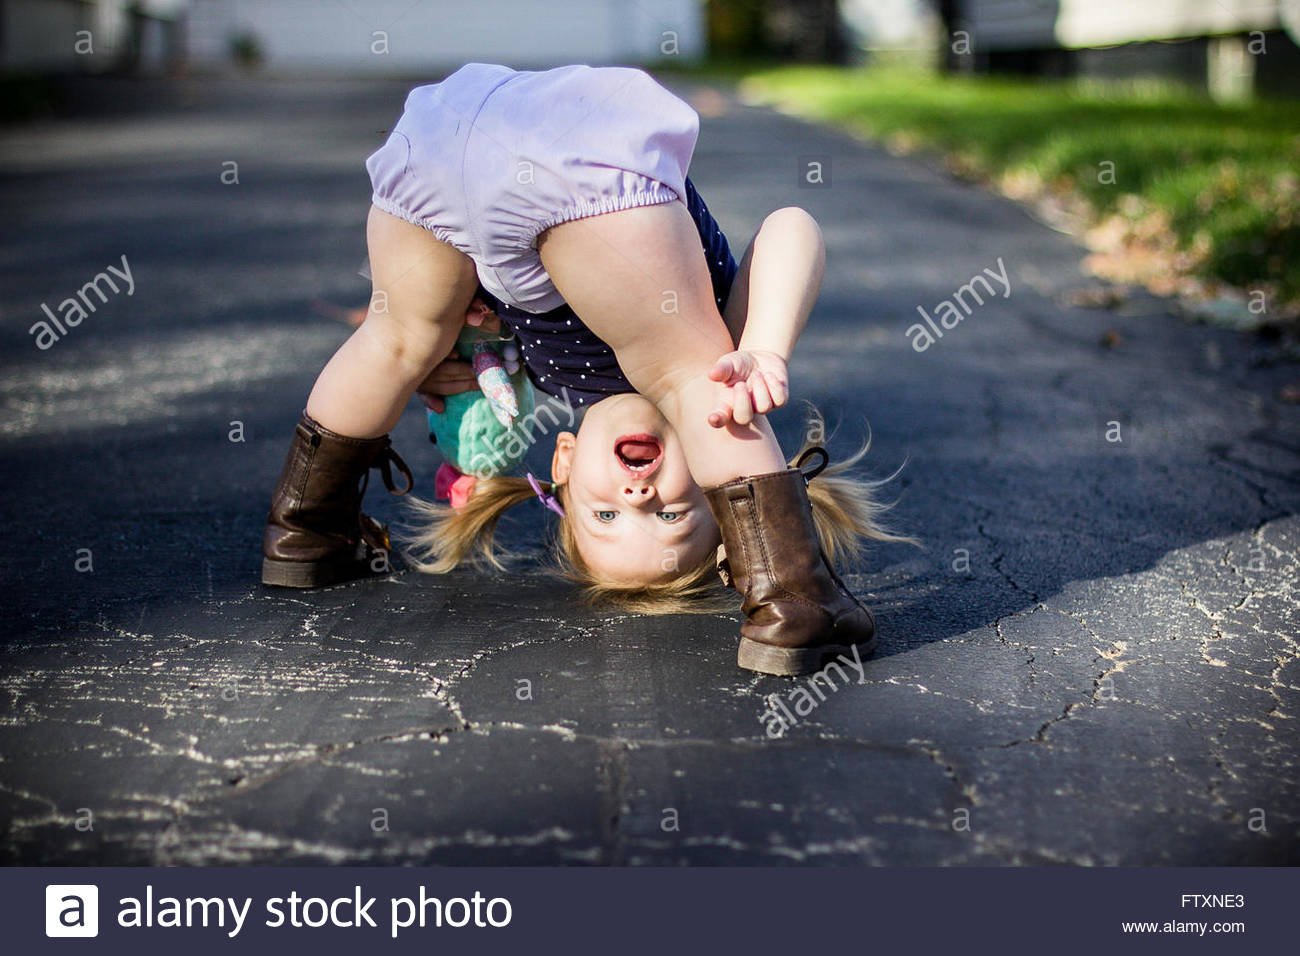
[
  {"xmin": 417, "ymin": 354, "xmax": 479, "ymax": 414},
  {"xmin": 707, "ymin": 349, "xmax": 789, "ymax": 428},
  {"xmin": 464, "ymin": 296, "xmax": 501, "ymax": 334}
]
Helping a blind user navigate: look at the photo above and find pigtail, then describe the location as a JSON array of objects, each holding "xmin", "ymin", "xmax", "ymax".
[
  {"xmin": 792, "ymin": 406, "xmax": 920, "ymax": 567},
  {"xmin": 401, "ymin": 475, "xmax": 541, "ymax": 574}
]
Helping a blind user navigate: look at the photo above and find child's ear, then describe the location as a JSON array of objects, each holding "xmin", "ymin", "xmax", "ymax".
[{"xmin": 551, "ymin": 431, "xmax": 576, "ymax": 484}]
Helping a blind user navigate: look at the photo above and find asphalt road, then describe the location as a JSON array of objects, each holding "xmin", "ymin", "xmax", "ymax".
[{"xmin": 1, "ymin": 72, "xmax": 1297, "ymax": 865}]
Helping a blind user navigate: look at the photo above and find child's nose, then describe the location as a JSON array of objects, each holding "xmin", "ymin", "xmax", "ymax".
[{"xmin": 621, "ymin": 483, "xmax": 655, "ymax": 503}]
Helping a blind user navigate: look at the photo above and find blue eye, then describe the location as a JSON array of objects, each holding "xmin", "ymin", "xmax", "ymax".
[
  {"xmin": 657, "ymin": 511, "xmax": 682, "ymax": 522},
  {"xmin": 595, "ymin": 510, "xmax": 617, "ymax": 522}
]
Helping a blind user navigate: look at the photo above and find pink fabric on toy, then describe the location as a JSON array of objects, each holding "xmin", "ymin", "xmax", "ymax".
[{"xmin": 435, "ymin": 462, "xmax": 478, "ymax": 509}]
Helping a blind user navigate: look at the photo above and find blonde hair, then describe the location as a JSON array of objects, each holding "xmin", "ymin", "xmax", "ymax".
[{"xmin": 399, "ymin": 408, "xmax": 917, "ymax": 613}]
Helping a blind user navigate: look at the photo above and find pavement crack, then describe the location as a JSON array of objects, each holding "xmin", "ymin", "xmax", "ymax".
[
  {"xmin": 193, "ymin": 726, "xmax": 462, "ymax": 803},
  {"xmin": 997, "ymin": 629, "xmax": 1129, "ymax": 748},
  {"xmin": 976, "ymin": 521, "xmax": 1041, "ymax": 602},
  {"xmin": 992, "ymin": 603, "xmax": 1047, "ymax": 669},
  {"xmin": 429, "ymin": 621, "xmax": 609, "ymax": 734},
  {"xmin": 909, "ymin": 739, "xmax": 979, "ymax": 806},
  {"xmin": 1206, "ymin": 444, "xmax": 1297, "ymax": 516},
  {"xmin": 428, "ymin": 676, "xmax": 471, "ymax": 732},
  {"xmin": 1178, "ymin": 579, "xmax": 1231, "ymax": 667}
]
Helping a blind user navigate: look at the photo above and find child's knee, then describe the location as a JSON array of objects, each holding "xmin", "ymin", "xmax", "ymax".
[
  {"xmin": 763, "ymin": 206, "xmax": 822, "ymax": 242},
  {"xmin": 361, "ymin": 311, "xmax": 453, "ymax": 375}
]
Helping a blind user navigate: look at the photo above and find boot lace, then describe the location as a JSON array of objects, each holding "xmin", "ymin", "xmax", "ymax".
[
  {"xmin": 795, "ymin": 445, "xmax": 829, "ymax": 482},
  {"xmin": 358, "ymin": 440, "xmax": 414, "ymax": 497}
]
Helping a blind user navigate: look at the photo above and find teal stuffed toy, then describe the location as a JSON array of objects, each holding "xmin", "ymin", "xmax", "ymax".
[{"xmin": 428, "ymin": 326, "xmax": 535, "ymax": 505}]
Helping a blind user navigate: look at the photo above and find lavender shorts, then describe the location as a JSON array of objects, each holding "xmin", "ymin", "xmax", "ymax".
[{"xmin": 365, "ymin": 63, "xmax": 700, "ymax": 314}]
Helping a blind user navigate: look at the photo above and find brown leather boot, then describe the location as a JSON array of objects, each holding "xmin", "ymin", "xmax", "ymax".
[
  {"xmin": 261, "ymin": 411, "xmax": 414, "ymax": 588},
  {"xmin": 705, "ymin": 455, "xmax": 877, "ymax": 676}
]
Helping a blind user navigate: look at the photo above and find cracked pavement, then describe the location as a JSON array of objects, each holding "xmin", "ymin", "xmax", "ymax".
[{"xmin": 0, "ymin": 73, "xmax": 1297, "ymax": 865}]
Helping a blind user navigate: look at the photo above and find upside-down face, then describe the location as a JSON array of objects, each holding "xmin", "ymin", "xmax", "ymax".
[{"xmin": 551, "ymin": 393, "xmax": 720, "ymax": 585}]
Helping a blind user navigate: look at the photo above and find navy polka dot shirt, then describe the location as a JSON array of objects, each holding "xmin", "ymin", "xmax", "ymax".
[{"xmin": 476, "ymin": 177, "xmax": 738, "ymax": 409}]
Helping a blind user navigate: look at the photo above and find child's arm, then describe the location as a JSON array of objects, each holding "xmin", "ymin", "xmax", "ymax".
[{"xmin": 709, "ymin": 206, "xmax": 826, "ymax": 428}]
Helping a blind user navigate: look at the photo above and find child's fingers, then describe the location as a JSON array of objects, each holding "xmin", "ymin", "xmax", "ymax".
[
  {"xmin": 466, "ymin": 311, "xmax": 496, "ymax": 331},
  {"xmin": 730, "ymin": 381, "xmax": 754, "ymax": 426},
  {"xmin": 416, "ymin": 359, "xmax": 479, "ymax": 412},
  {"xmin": 759, "ymin": 367, "xmax": 788, "ymax": 407},
  {"xmin": 438, "ymin": 367, "xmax": 479, "ymax": 388},
  {"xmin": 764, "ymin": 372, "xmax": 788, "ymax": 408},
  {"xmin": 465, "ymin": 305, "xmax": 502, "ymax": 334},
  {"xmin": 708, "ymin": 386, "xmax": 734, "ymax": 429},
  {"xmin": 432, "ymin": 357, "xmax": 475, "ymax": 372},
  {"xmin": 708, "ymin": 354, "xmax": 740, "ymax": 383},
  {"xmin": 427, "ymin": 358, "xmax": 475, "ymax": 380}
]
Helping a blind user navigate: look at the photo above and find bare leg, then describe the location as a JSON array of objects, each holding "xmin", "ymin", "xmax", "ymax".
[
  {"xmin": 306, "ymin": 205, "xmax": 480, "ymax": 438},
  {"xmin": 537, "ymin": 200, "xmax": 818, "ymax": 487},
  {"xmin": 543, "ymin": 200, "xmax": 874, "ymax": 674}
]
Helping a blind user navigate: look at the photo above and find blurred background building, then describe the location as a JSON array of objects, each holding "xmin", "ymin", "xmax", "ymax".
[
  {"xmin": 2, "ymin": 0, "xmax": 187, "ymax": 73},
  {"xmin": 2, "ymin": 1, "xmax": 1297, "ymax": 99},
  {"xmin": 184, "ymin": 0, "xmax": 706, "ymax": 73},
  {"xmin": 0, "ymin": 0, "xmax": 706, "ymax": 74},
  {"xmin": 842, "ymin": 0, "xmax": 1300, "ymax": 100}
]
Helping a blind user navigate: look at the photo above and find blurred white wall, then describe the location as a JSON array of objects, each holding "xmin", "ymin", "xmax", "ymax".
[
  {"xmin": 963, "ymin": 0, "xmax": 1287, "ymax": 51},
  {"xmin": 842, "ymin": 0, "xmax": 932, "ymax": 49},
  {"xmin": 186, "ymin": 0, "xmax": 706, "ymax": 72}
]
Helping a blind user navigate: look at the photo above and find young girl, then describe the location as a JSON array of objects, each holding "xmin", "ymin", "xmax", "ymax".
[{"xmin": 261, "ymin": 63, "xmax": 906, "ymax": 675}]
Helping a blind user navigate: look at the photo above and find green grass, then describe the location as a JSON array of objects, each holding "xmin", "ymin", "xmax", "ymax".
[{"xmin": 732, "ymin": 65, "xmax": 1300, "ymax": 309}]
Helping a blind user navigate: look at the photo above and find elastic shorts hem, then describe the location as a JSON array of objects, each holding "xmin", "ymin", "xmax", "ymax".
[
  {"xmin": 369, "ymin": 194, "xmax": 458, "ymax": 247},
  {"xmin": 529, "ymin": 185, "xmax": 682, "ymax": 246}
]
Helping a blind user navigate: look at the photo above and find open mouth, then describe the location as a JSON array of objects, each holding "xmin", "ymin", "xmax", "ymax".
[{"xmin": 614, "ymin": 433, "xmax": 662, "ymax": 477}]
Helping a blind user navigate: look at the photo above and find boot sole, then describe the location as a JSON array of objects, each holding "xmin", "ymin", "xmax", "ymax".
[
  {"xmin": 738, "ymin": 634, "xmax": 879, "ymax": 677},
  {"xmin": 261, "ymin": 555, "xmax": 374, "ymax": 588}
]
